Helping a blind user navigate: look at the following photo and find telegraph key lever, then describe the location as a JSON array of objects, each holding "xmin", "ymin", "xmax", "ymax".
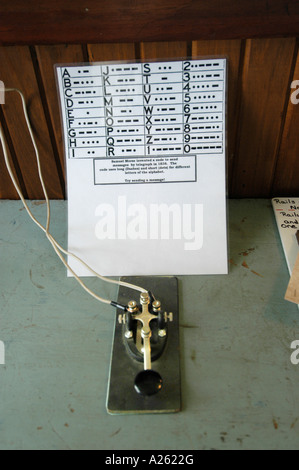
[
  {"xmin": 118, "ymin": 291, "xmax": 172, "ymax": 396},
  {"xmin": 132, "ymin": 292, "xmax": 163, "ymax": 396}
]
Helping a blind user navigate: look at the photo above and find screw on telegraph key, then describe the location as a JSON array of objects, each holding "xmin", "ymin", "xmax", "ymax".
[{"xmin": 106, "ymin": 276, "xmax": 181, "ymax": 414}]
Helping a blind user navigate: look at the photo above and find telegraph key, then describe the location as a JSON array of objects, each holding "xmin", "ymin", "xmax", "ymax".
[{"xmin": 107, "ymin": 276, "xmax": 181, "ymax": 414}]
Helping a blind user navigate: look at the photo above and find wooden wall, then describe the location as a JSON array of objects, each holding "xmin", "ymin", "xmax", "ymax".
[{"xmin": 0, "ymin": 2, "xmax": 298, "ymax": 199}]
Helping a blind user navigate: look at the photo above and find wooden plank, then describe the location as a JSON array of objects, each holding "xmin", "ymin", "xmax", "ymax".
[
  {"xmin": 231, "ymin": 38, "xmax": 296, "ymax": 198},
  {"xmin": 87, "ymin": 43, "xmax": 136, "ymax": 62},
  {"xmin": 0, "ymin": 46, "xmax": 64, "ymax": 199},
  {"xmin": 35, "ymin": 45, "xmax": 87, "ymax": 185},
  {"xmin": 0, "ymin": 1, "xmax": 298, "ymax": 45},
  {"xmin": 140, "ymin": 42, "xmax": 188, "ymax": 61},
  {"xmin": 0, "ymin": 108, "xmax": 20, "ymax": 199},
  {"xmin": 192, "ymin": 39, "xmax": 243, "ymax": 197},
  {"xmin": 272, "ymin": 48, "xmax": 299, "ymax": 197},
  {"xmin": 0, "ymin": 146, "xmax": 18, "ymax": 199}
]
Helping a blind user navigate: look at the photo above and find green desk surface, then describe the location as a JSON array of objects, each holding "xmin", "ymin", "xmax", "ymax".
[{"xmin": 0, "ymin": 199, "xmax": 298, "ymax": 450}]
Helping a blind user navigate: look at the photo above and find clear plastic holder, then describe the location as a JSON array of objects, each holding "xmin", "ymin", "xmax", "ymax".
[{"xmin": 55, "ymin": 56, "xmax": 229, "ymax": 277}]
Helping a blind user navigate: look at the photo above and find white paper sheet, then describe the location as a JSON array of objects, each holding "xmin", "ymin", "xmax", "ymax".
[
  {"xmin": 56, "ymin": 59, "xmax": 228, "ymax": 276},
  {"xmin": 272, "ymin": 197, "xmax": 299, "ymax": 275}
]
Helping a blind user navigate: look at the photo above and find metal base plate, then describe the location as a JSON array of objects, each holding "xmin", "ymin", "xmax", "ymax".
[{"xmin": 106, "ymin": 276, "xmax": 181, "ymax": 415}]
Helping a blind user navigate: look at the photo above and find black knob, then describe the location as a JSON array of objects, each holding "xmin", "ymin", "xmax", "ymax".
[{"xmin": 134, "ymin": 370, "xmax": 163, "ymax": 396}]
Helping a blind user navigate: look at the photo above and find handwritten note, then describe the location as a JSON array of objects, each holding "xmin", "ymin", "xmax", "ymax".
[{"xmin": 272, "ymin": 198, "xmax": 299, "ymax": 275}]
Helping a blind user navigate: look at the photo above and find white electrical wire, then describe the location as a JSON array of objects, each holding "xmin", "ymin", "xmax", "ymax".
[{"xmin": 0, "ymin": 87, "xmax": 148, "ymax": 306}]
